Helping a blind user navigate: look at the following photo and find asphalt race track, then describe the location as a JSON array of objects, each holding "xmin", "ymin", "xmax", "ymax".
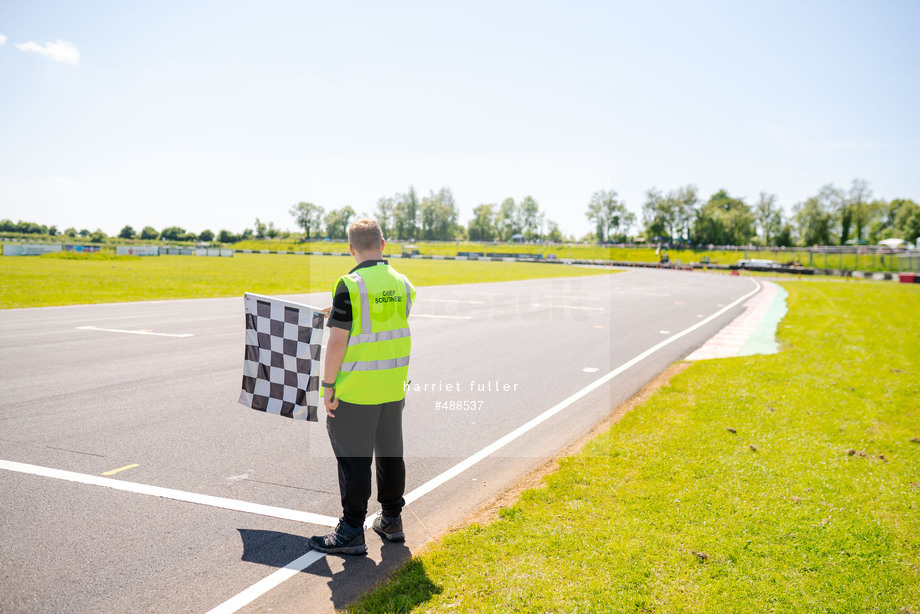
[{"xmin": 0, "ymin": 267, "xmax": 759, "ymax": 613}]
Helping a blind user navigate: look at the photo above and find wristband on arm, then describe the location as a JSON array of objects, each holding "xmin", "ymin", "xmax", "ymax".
[{"xmin": 322, "ymin": 381, "xmax": 336, "ymax": 402}]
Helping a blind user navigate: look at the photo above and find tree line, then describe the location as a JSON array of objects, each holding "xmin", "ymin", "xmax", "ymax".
[
  {"xmin": 629, "ymin": 179, "xmax": 919, "ymax": 246},
  {"xmin": 0, "ymin": 220, "xmax": 251, "ymax": 244},
  {"xmin": 294, "ymin": 180, "xmax": 919, "ymax": 246},
  {"xmin": 4, "ymin": 178, "xmax": 917, "ymax": 247},
  {"xmin": 290, "ymin": 186, "xmax": 561, "ymax": 242},
  {"xmin": 0, "ymin": 187, "xmax": 558, "ymax": 245}
]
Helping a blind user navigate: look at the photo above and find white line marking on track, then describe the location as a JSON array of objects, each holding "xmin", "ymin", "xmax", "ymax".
[
  {"xmin": 76, "ymin": 326, "xmax": 193, "ymax": 338},
  {"xmin": 420, "ymin": 298, "xmax": 486, "ymax": 304},
  {"xmin": 204, "ymin": 551, "xmax": 326, "ymax": 614},
  {"xmin": 207, "ymin": 278, "xmax": 762, "ymax": 613},
  {"xmin": 530, "ymin": 303, "xmax": 606, "ymax": 311},
  {"xmin": 0, "ymin": 460, "xmax": 339, "ymax": 527}
]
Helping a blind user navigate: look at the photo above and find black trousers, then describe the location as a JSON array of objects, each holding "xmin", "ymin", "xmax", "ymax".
[{"xmin": 326, "ymin": 397, "xmax": 406, "ymax": 528}]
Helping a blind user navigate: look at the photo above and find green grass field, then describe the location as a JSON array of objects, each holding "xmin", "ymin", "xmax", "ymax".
[
  {"xmin": 0, "ymin": 252, "xmax": 614, "ymax": 309},
  {"xmin": 351, "ymin": 281, "xmax": 920, "ymax": 613}
]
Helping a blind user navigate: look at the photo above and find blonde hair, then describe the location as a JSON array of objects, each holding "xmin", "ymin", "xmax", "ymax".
[{"xmin": 348, "ymin": 218, "xmax": 383, "ymax": 253}]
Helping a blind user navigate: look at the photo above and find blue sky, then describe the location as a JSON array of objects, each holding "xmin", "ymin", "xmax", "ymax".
[{"xmin": 2, "ymin": 0, "xmax": 918, "ymax": 237}]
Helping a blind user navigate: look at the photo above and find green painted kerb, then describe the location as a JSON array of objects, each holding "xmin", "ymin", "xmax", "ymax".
[{"xmin": 738, "ymin": 284, "xmax": 789, "ymax": 356}]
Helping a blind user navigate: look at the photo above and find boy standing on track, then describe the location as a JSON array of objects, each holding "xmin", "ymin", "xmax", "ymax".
[{"xmin": 310, "ymin": 219, "xmax": 416, "ymax": 555}]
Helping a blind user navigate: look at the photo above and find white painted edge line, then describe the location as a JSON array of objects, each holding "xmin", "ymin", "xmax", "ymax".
[
  {"xmin": 207, "ymin": 277, "xmax": 762, "ymax": 614},
  {"xmin": 0, "ymin": 459, "xmax": 339, "ymax": 527},
  {"xmin": 205, "ymin": 550, "xmax": 326, "ymax": 614},
  {"xmin": 76, "ymin": 325, "xmax": 193, "ymax": 338}
]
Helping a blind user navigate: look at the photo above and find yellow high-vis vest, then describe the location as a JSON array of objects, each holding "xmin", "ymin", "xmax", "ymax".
[{"xmin": 333, "ymin": 262, "xmax": 415, "ymax": 404}]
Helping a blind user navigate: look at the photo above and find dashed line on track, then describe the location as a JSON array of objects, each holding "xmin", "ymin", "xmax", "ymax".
[
  {"xmin": 101, "ymin": 463, "xmax": 139, "ymax": 476},
  {"xmin": 76, "ymin": 326, "xmax": 194, "ymax": 338},
  {"xmin": 530, "ymin": 303, "xmax": 606, "ymax": 311},
  {"xmin": 419, "ymin": 298, "xmax": 487, "ymax": 304}
]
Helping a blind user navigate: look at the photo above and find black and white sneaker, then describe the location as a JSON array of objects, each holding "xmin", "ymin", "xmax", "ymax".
[
  {"xmin": 309, "ymin": 521, "xmax": 367, "ymax": 555},
  {"xmin": 372, "ymin": 513, "xmax": 405, "ymax": 542}
]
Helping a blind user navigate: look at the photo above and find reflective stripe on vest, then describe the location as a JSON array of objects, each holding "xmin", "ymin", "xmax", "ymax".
[
  {"xmin": 348, "ymin": 272, "xmax": 372, "ymax": 334},
  {"xmin": 340, "ymin": 355, "xmax": 411, "ymax": 372},
  {"xmin": 403, "ymin": 278, "xmax": 413, "ymax": 316},
  {"xmin": 347, "ymin": 326, "xmax": 411, "ymax": 346}
]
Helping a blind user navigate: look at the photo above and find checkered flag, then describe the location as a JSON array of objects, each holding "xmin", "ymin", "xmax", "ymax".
[{"xmin": 238, "ymin": 293, "xmax": 325, "ymax": 422}]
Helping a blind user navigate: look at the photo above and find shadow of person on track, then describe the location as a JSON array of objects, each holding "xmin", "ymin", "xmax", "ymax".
[
  {"xmin": 236, "ymin": 528, "xmax": 440, "ymax": 610},
  {"xmin": 328, "ymin": 539, "xmax": 441, "ymax": 611},
  {"xmin": 237, "ymin": 528, "xmax": 313, "ymax": 569}
]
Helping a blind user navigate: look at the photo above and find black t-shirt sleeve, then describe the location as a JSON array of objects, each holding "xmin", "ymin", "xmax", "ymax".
[{"xmin": 327, "ymin": 280, "xmax": 352, "ymax": 330}]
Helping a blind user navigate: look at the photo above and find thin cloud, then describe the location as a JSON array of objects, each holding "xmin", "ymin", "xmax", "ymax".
[
  {"xmin": 53, "ymin": 177, "xmax": 77, "ymax": 185},
  {"xmin": 15, "ymin": 39, "xmax": 80, "ymax": 64},
  {"xmin": 0, "ymin": 34, "xmax": 7, "ymax": 46}
]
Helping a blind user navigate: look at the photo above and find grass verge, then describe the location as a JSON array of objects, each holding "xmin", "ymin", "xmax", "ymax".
[
  {"xmin": 350, "ymin": 281, "xmax": 920, "ymax": 613},
  {"xmin": 0, "ymin": 253, "xmax": 614, "ymax": 309}
]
